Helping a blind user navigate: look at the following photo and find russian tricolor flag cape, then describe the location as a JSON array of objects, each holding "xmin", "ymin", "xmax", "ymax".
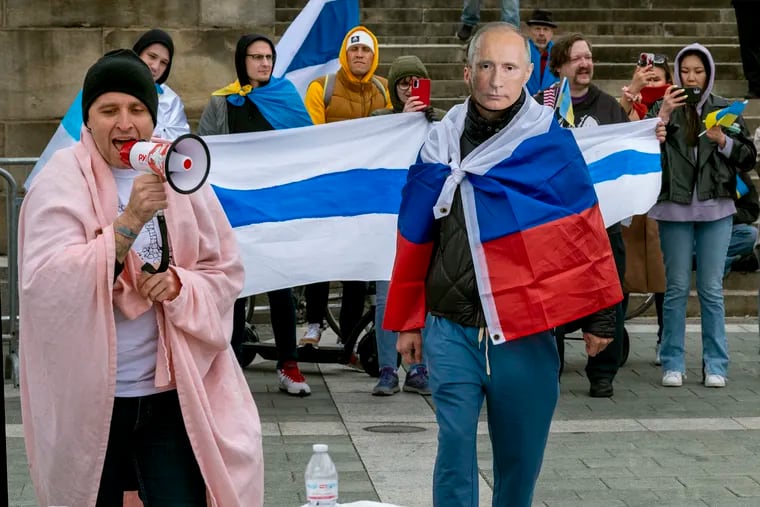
[{"xmin": 384, "ymin": 97, "xmax": 626, "ymax": 343}]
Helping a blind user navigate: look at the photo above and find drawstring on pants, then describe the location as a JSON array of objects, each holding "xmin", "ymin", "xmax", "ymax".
[{"xmin": 478, "ymin": 327, "xmax": 491, "ymax": 377}]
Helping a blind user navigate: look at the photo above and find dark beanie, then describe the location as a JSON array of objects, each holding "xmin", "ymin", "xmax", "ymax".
[
  {"xmin": 132, "ymin": 29, "xmax": 174, "ymax": 84},
  {"xmin": 82, "ymin": 49, "xmax": 158, "ymax": 127},
  {"xmin": 234, "ymin": 34, "xmax": 276, "ymax": 86}
]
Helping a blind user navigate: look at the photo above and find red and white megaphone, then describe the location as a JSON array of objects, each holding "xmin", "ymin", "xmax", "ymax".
[{"xmin": 119, "ymin": 133, "xmax": 211, "ymax": 194}]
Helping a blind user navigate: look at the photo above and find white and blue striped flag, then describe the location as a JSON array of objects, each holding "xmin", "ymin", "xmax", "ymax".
[
  {"xmin": 205, "ymin": 113, "xmax": 662, "ymax": 297},
  {"xmin": 273, "ymin": 0, "xmax": 360, "ymax": 96}
]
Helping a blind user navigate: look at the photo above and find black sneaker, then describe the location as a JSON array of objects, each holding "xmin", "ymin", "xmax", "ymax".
[
  {"xmin": 589, "ymin": 378, "xmax": 614, "ymax": 398},
  {"xmin": 456, "ymin": 24, "xmax": 475, "ymax": 42}
]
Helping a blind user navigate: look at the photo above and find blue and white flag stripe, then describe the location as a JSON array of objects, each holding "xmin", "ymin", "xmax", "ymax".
[
  {"xmin": 205, "ymin": 113, "xmax": 431, "ymax": 296},
  {"xmin": 572, "ymin": 118, "xmax": 662, "ymax": 226},
  {"xmin": 273, "ymin": 0, "xmax": 359, "ymax": 97},
  {"xmin": 25, "ymin": 91, "xmax": 82, "ymax": 190},
  {"xmin": 205, "ymin": 112, "xmax": 662, "ymax": 296},
  {"xmin": 214, "ymin": 169, "xmax": 406, "ymax": 227}
]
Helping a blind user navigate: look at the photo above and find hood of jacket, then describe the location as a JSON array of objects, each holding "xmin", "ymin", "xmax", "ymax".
[
  {"xmin": 338, "ymin": 26, "xmax": 381, "ymax": 84},
  {"xmin": 674, "ymin": 43, "xmax": 715, "ymax": 109},
  {"xmin": 387, "ymin": 55, "xmax": 430, "ymax": 111}
]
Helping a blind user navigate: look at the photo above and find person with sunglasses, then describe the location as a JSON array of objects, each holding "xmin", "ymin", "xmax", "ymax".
[
  {"xmin": 619, "ymin": 53, "xmax": 674, "ymax": 121},
  {"xmin": 617, "ymin": 53, "xmax": 673, "ymax": 365}
]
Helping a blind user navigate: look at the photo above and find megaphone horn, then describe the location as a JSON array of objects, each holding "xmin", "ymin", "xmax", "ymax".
[{"xmin": 119, "ymin": 133, "xmax": 211, "ymax": 194}]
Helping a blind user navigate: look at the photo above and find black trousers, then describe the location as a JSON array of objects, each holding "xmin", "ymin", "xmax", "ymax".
[
  {"xmin": 305, "ymin": 281, "xmax": 367, "ymax": 339},
  {"xmin": 734, "ymin": 0, "xmax": 760, "ymax": 94},
  {"xmin": 231, "ymin": 288, "xmax": 297, "ymax": 368},
  {"xmin": 96, "ymin": 390, "xmax": 206, "ymax": 506},
  {"xmin": 556, "ymin": 225, "xmax": 626, "ymax": 381}
]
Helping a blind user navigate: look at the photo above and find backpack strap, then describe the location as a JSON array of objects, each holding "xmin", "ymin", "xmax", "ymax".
[
  {"xmin": 370, "ymin": 76, "xmax": 388, "ymax": 104},
  {"xmin": 322, "ymin": 73, "xmax": 388, "ymax": 107},
  {"xmin": 322, "ymin": 73, "xmax": 336, "ymax": 107}
]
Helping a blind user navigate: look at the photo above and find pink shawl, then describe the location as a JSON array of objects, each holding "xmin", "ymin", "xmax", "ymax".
[{"xmin": 18, "ymin": 128, "xmax": 264, "ymax": 506}]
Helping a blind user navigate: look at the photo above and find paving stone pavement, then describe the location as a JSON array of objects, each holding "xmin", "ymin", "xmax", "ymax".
[{"xmin": 4, "ymin": 317, "xmax": 760, "ymax": 506}]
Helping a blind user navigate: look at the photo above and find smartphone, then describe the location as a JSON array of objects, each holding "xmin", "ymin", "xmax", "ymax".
[
  {"xmin": 681, "ymin": 87, "xmax": 702, "ymax": 105},
  {"xmin": 637, "ymin": 52, "xmax": 654, "ymax": 67},
  {"xmin": 412, "ymin": 78, "xmax": 431, "ymax": 107}
]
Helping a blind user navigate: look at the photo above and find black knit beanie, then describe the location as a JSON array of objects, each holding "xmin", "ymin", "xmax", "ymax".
[
  {"xmin": 132, "ymin": 29, "xmax": 174, "ymax": 84},
  {"xmin": 234, "ymin": 34, "xmax": 276, "ymax": 86},
  {"xmin": 82, "ymin": 49, "xmax": 158, "ymax": 127}
]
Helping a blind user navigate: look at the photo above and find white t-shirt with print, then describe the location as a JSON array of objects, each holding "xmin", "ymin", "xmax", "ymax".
[{"xmin": 111, "ymin": 168, "xmax": 165, "ymax": 397}]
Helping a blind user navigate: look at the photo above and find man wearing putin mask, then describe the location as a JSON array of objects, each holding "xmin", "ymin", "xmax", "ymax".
[{"xmin": 18, "ymin": 49, "xmax": 263, "ymax": 506}]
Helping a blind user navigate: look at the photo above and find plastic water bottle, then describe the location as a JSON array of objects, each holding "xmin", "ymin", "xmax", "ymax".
[{"xmin": 305, "ymin": 443, "xmax": 338, "ymax": 506}]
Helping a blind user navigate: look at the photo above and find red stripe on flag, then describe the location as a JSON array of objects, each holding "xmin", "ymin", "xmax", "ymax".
[
  {"xmin": 481, "ymin": 206, "xmax": 622, "ymax": 340},
  {"xmin": 383, "ymin": 231, "xmax": 434, "ymax": 332}
]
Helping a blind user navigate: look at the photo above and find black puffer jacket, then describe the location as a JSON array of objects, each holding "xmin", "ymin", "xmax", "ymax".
[{"xmin": 425, "ymin": 95, "xmax": 617, "ymax": 337}]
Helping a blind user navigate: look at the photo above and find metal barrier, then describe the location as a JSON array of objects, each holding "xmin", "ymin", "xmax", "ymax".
[{"xmin": 1, "ymin": 157, "xmax": 36, "ymax": 387}]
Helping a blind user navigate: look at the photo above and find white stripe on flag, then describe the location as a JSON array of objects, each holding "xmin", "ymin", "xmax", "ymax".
[
  {"xmin": 236, "ymin": 215, "xmax": 397, "ymax": 296},
  {"xmin": 273, "ymin": 0, "xmax": 359, "ymax": 97},
  {"xmin": 281, "ymin": 59, "xmax": 341, "ymax": 98},
  {"xmin": 205, "ymin": 113, "xmax": 432, "ymax": 295},
  {"xmin": 572, "ymin": 118, "xmax": 663, "ymax": 226}
]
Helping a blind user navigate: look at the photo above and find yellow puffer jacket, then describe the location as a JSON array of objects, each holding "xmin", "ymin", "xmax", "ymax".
[{"xmin": 304, "ymin": 26, "xmax": 392, "ymax": 124}]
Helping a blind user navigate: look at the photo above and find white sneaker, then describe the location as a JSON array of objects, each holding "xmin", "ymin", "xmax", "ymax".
[
  {"xmin": 277, "ymin": 361, "xmax": 311, "ymax": 396},
  {"xmin": 662, "ymin": 371, "xmax": 684, "ymax": 387},
  {"xmin": 704, "ymin": 374, "xmax": 726, "ymax": 388},
  {"xmin": 655, "ymin": 343, "xmax": 661, "ymax": 366},
  {"xmin": 299, "ymin": 323, "xmax": 322, "ymax": 347}
]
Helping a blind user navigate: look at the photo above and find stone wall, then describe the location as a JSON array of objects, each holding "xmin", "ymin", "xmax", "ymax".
[{"xmin": 0, "ymin": 0, "xmax": 276, "ymax": 252}]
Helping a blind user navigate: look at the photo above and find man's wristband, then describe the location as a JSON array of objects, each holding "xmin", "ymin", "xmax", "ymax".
[{"xmin": 115, "ymin": 225, "xmax": 138, "ymax": 240}]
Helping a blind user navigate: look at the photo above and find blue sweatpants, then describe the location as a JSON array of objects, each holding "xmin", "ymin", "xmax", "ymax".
[{"xmin": 423, "ymin": 315, "xmax": 559, "ymax": 507}]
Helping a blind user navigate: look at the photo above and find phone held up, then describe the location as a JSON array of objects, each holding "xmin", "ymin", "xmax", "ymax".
[
  {"xmin": 637, "ymin": 52, "xmax": 655, "ymax": 67},
  {"xmin": 412, "ymin": 78, "xmax": 431, "ymax": 107},
  {"xmin": 678, "ymin": 86, "xmax": 702, "ymax": 105}
]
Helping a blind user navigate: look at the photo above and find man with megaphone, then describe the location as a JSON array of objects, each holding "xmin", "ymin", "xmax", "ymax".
[
  {"xmin": 18, "ymin": 49, "xmax": 263, "ymax": 506},
  {"xmin": 199, "ymin": 33, "xmax": 314, "ymax": 397}
]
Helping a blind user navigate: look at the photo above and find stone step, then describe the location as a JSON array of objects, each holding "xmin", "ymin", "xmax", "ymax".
[
  {"xmin": 275, "ymin": 21, "xmax": 740, "ymax": 38},
  {"xmin": 276, "ymin": 7, "xmax": 734, "ymax": 24},
  {"xmin": 377, "ymin": 35, "xmax": 740, "ymax": 45},
  {"xmin": 375, "ymin": 60, "xmax": 745, "ymax": 82},
  {"xmin": 628, "ymin": 290, "xmax": 759, "ymax": 318},
  {"xmin": 276, "ymin": 0, "xmax": 727, "ymax": 12},
  {"xmin": 377, "ymin": 44, "xmax": 742, "ymax": 65}
]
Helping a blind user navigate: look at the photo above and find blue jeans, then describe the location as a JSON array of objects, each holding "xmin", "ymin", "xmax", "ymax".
[
  {"xmin": 461, "ymin": 0, "xmax": 520, "ymax": 27},
  {"xmin": 97, "ymin": 390, "xmax": 206, "ymax": 506},
  {"xmin": 375, "ymin": 280, "xmax": 424, "ymax": 371},
  {"xmin": 724, "ymin": 223, "xmax": 758, "ymax": 275},
  {"xmin": 423, "ymin": 315, "xmax": 558, "ymax": 507},
  {"xmin": 658, "ymin": 217, "xmax": 732, "ymax": 377}
]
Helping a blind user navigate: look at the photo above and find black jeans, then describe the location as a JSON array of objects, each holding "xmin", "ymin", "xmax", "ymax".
[
  {"xmin": 96, "ymin": 390, "xmax": 206, "ymax": 507},
  {"xmin": 231, "ymin": 288, "xmax": 298, "ymax": 368},
  {"xmin": 585, "ymin": 226, "xmax": 627, "ymax": 382},
  {"xmin": 305, "ymin": 281, "xmax": 367, "ymax": 339}
]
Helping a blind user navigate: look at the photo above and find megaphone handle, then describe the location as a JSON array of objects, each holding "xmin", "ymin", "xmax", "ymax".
[{"xmin": 141, "ymin": 211, "xmax": 171, "ymax": 274}]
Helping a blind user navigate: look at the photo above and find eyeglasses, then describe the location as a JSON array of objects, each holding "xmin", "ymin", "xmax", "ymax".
[
  {"xmin": 246, "ymin": 54, "xmax": 273, "ymax": 62},
  {"xmin": 397, "ymin": 77, "xmax": 422, "ymax": 91}
]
